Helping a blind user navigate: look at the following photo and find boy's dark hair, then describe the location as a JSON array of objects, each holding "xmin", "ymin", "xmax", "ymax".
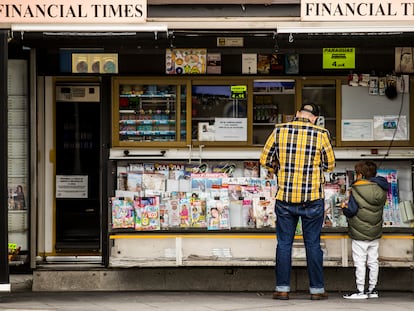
[{"xmin": 354, "ymin": 160, "xmax": 377, "ymax": 179}]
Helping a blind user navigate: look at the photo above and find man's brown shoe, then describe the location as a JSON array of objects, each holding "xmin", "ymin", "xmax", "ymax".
[
  {"xmin": 310, "ymin": 292, "xmax": 328, "ymax": 300},
  {"xmin": 272, "ymin": 291, "xmax": 289, "ymax": 300}
]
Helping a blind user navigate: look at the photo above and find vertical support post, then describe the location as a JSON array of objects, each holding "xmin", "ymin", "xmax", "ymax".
[{"xmin": 0, "ymin": 30, "xmax": 10, "ymax": 292}]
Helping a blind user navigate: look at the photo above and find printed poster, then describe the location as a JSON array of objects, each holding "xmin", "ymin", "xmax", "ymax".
[{"xmin": 166, "ymin": 48, "xmax": 207, "ymax": 74}]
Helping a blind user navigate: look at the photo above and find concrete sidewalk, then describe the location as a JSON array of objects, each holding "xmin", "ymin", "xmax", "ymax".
[
  {"xmin": 0, "ymin": 290, "xmax": 413, "ymax": 311},
  {"xmin": 2, "ymin": 274, "xmax": 413, "ymax": 311}
]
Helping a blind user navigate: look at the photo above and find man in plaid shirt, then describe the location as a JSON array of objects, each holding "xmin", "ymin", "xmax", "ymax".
[{"xmin": 260, "ymin": 103, "xmax": 335, "ymax": 301}]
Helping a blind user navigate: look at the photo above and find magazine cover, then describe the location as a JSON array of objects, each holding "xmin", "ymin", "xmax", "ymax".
[
  {"xmin": 241, "ymin": 185, "xmax": 260, "ymax": 199},
  {"xmin": 208, "ymin": 188, "xmax": 229, "ymax": 200},
  {"xmin": 242, "ymin": 199, "xmax": 255, "ymax": 228},
  {"xmin": 242, "ymin": 53, "xmax": 257, "ymax": 74},
  {"xmin": 211, "ymin": 162, "xmax": 236, "ymax": 177},
  {"xmin": 142, "ymin": 173, "xmax": 166, "ymax": 191},
  {"xmin": 204, "ymin": 173, "xmax": 226, "ymax": 190},
  {"xmin": 117, "ymin": 172, "xmax": 127, "ymax": 191},
  {"xmin": 377, "ymin": 169, "xmax": 400, "ymax": 226},
  {"xmin": 285, "ymin": 53, "xmax": 299, "ymax": 74},
  {"xmin": 168, "ymin": 163, "xmax": 185, "ymax": 180},
  {"xmin": 143, "ymin": 163, "xmax": 155, "ymax": 172},
  {"xmin": 190, "ymin": 198, "xmax": 207, "ymax": 228},
  {"xmin": 191, "ymin": 175, "xmax": 207, "ymax": 192},
  {"xmin": 167, "ymin": 198, "xmax": 181, "ymax": 227},
  {"xmin": 253, "ymin": 197, "xmax": 276, "ymax": 228},
  {"xmin": 261, "ymin": 179, "xmax": 277, "ymax": 198},
  {"xmin": 154, "ymin": 163, "xmax": 170, "ymax": 179},
  {"xmin": 179, "ymin": 198, "xmax": 191, "ymax": 227},
  {"xmin": 126, "ymin": 172, "xmax": 142, "ymax": 192},
  {"xmin": 206, "ymin": 197, "xmax": 230, "ymax": 230},
  {"xmin": 243, "ymin": 161, "xmax": 260, "ymax": 177},
  {"xmin": 134, "ymin": 196, "xmax": 160, "ymax": 231},
  {"xmin": 270, "ymin": 53, "xmax": 284, "ymax": 74},
  {"xmin": 228, "ymin": 184, "xmax": 242, "ymax": 201},
  {"xmin": 229, "ymin": 199, "xmax": 243, "ymax": 228},
  {"xmin": 129, "ymin": 163, "xmax": 145, "ymax": 173},
  {"xmin": 257, "ymin": 54, "xmax": 271, "ymax": 74},
  {"xmin": 184, "ymin": 163, "xmax": 208, "ymax": 179},
  {"xmin": 159, "ymin": 200, "xmax": 169, "ymax": 229},
  {"xmin": 111, "ymin": 197, "xmax": 135, "ymax": 229},
  {"xmin": 206, "ymin": 53, "xmax": 221, "ymax": 74},
  {"xmin": 323, "ymin": 183, "xmax": 347, "ymax": 227}
]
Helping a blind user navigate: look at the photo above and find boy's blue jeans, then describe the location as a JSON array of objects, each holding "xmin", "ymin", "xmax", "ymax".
[{"xmin": 275, "ymin": 199, "xmax": 325, "ymax": 294}]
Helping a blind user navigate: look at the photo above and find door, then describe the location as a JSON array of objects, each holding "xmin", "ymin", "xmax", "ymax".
[{"xmin": 55, "ymin": 84, "xmax": 101, "ymax": 251}]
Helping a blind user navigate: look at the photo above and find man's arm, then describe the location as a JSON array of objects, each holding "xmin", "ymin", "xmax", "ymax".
[
  {"xmin": 260, "ymin": 130, "xmax": 277, "ymax": 172},
  {"xmin": 321, "ymin": 131, "xmax": 335, "ymax": 172}
]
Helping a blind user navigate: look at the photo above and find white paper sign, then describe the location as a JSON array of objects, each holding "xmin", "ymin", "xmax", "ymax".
[
  {"xmin": 56, "ymin": 175, "xmax": 88, "ymax": 198},
  {"xmin": 341, "ymin": 119, "xmax": 373, "ymax": 141},
  {"xmin": 214, "ymin": 118, "xmax": 247, "ymax": 141},
  {"xmin": 373, "ymin": 115, "xmax": 408, "ymax": 140}
]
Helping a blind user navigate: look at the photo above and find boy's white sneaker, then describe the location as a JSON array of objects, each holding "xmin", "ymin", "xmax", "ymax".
[
  {"xmin": 343, "ymin": 291, "xmax": 368, "ymax": 299},
  {"xmin": 366, "ymin": 289, "xmax": 379, "ymax": 299}
]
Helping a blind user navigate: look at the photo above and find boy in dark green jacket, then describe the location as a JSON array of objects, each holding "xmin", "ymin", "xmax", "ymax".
[{"xmin": 342, "ymin": 160, "xmax": 389, "ymax": 300}]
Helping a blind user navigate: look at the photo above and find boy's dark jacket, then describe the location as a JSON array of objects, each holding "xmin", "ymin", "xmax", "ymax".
[{"xmin": 343, "ymin": 176, "xmax": 389, "ymax": 241}]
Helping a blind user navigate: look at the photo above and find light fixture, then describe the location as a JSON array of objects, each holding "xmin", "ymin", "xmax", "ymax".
[
  {"xmin": 11, "ymin": 23, "xmax": 168, "ymax": 33},
  {"xmin": 273, "ymin": 31, "xmax": 279, "ymax": 53},
  {"xmin": 168, "ymin": 31, "xmax": 176, "ymax": 48},
  {"xmin": 7, "ymin": 30, "xmax": 13, "ymax": 43}
]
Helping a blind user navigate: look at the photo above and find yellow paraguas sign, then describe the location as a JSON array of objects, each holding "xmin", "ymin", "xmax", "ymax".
[{"xmin": 323, "ymin": 48, "xmax": 355, "ymax": 69}]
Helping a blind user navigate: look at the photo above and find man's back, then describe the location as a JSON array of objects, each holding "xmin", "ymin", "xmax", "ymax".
[{"xmin": 260, "ymin": 117, "xmax": 335, "ymax": 203}]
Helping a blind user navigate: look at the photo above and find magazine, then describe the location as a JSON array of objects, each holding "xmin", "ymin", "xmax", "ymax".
[
  {"xmin": 167, "ymin": 198, "xmax": 181, "ymax": 227},
  {"xmin": 190, "ymin": 198, "xmax": 207, "ymax": 228},
  {"xmin": 229, "ymin": 199, "xmax": 243, "ymax": 228},
  {"xmin": 142, "ymin": 173, "xmax": 166, "ymax": 191},
  {"xmin": 111, "ymin": 197, "xmax": 135, "ymax": 229},
  {"xmin": 243, "ymin": 161, "xmax": 260, "ymax": 177},
  {"xmin": 206, "ymin": 197, "xmax": 230, "ymax": 230},
  {"xmin": 126, "ymin": 172, "xmax": 142, "ymax": 192},
  {"xmin": 168, "ymin": 163, "xmax": 185, "ymax": 180},
  {"xmin": 154, "ymin": 163, "xmax": 170, "ymax": 179},
  {"xmin": 253, "ymin": 197, "xmax": 276, "ymax": 228},
  {"xmin": 377, "ymin": 169, "xmax": 400, "ymax": 227},
  {"xmin": 242, "ymin": 199, "xmax": 255, "ymax": 228},
  {"xmin": 179, "ymin": 198, "xmax": 191, "ymax": 227},
  {"xmin": 323, "ymin": 183, "xmax": 347, "ymax": 228},
  {"xmin": 134, "ymin": 196, "xmax": 160, "ymax": 231}
]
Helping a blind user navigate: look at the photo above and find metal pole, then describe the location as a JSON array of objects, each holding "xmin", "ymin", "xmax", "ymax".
[{"xmin": 0, "ymin": 30, "xmax": 10, "ymax": 292}]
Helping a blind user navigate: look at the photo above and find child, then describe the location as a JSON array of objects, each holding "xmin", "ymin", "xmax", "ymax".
[{"xmin": 342, "ymin": 160, "xmax": 389, "ymax": 299}]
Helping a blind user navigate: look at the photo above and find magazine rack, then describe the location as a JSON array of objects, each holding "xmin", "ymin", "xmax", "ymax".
[{"xmin": 107, "ymin": 147, "xmax": 414, "ymax": 268}]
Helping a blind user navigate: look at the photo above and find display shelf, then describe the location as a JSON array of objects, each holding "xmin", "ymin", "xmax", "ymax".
[
  {"xmin": 109, "ymin": 232, "xmax": 414, "ymax": 268},
  {"xmin": 252, "ymin": 79, "xmax": 295, "ymax": 145},
  {"xmin": 113, "ymin": 77, "xmax": 188, "ymax": 147}
]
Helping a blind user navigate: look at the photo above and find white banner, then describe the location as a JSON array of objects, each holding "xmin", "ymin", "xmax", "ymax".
[
  {"xmin": 0, "ymin": 0, "xmax": 146, "ymax": 23},
  {"xmin": 302, "ymin": 0, "xmax": 414, "ymax": 21}
]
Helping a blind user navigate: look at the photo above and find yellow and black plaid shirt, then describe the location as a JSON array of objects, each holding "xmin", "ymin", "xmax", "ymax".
[{"xmin": 260, "ymin": 117, "xmax": 336, "ymax": 203}]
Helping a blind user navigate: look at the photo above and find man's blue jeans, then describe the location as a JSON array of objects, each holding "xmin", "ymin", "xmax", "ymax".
[{"xmin": 275, "ymin": 199, "xmax": 325, "ymax": 294}]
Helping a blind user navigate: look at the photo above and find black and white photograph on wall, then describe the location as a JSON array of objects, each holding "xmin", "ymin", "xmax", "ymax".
[
  {"xmin": 285, "ymin": 53, "xmax": 299, "ymax": 74},
  {"xmin": 395, "ymin": 47, "xmax": 414, "ymax": 73}
]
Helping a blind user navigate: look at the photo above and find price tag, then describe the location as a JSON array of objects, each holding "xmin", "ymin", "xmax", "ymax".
[
  {"xmin": 231, "ymin": 85, "xmax": 247, "ymax": 99},
  {"xmin": 323, "ymin": 48, "xmax": 355, "ymax": 69}
]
